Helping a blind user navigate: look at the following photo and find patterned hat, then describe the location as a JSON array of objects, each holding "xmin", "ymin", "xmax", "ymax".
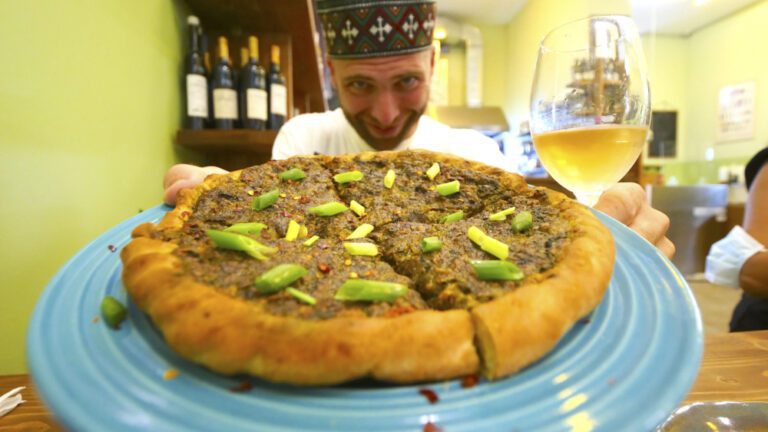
[{"xmin": 317, "ymin": 0, "xmax": 436, "ymax": 59}]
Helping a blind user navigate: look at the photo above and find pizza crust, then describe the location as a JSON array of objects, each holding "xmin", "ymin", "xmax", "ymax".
[
  {"xmin": 121, "ymin": 150, "xmax": 614, "ymax": 385},
  {"xmin": 471, "ymin": 193, "xmax": 615, "ymax": 379},
  {"xmin": 122, "ymin": 237, "xmax": 479, "ymax": 385}
]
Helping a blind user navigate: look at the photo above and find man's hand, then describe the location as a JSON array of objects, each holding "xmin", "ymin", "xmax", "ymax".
[
  {"xmin": 163, "ymin": 164, "xmax": 228, "ymax": 206},
  {"xmin": 594, "ymin": 183, "xmax": 675, "ymax": 259}
]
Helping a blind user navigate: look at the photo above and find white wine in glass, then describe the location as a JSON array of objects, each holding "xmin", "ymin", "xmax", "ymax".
[{"xmin": 530, "ymin": 15, "xmax": 651, "ymax": 206}]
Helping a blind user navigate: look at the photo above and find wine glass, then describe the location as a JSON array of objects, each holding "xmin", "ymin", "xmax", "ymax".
[{"xmin": 530, "ymin": 15, "xmax": 651, "ymax": 206}]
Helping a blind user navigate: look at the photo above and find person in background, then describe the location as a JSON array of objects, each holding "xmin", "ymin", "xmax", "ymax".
[
  {"xmin": 706, "ymin": 147, "xmax": 768, "ymax": 331},
  {"xmin": 164, "ymin": 0, "xmax": 674, "ymax": 259}
]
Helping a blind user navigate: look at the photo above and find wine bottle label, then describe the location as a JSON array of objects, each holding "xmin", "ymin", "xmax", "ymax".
[
  {"xmin": 213, "ymin": 88, "xmax": 238, "ymax": 119},
  {"xmin": 270, "ymin": 83, "xmax": 287, "ymax": 116},
  {"xmin": 186, "ymin": 74, "xmax": 208, "ymax": 118},
  {"xmin": 246, "ymin": 88, "xmax": 268, "ymax": 120}
]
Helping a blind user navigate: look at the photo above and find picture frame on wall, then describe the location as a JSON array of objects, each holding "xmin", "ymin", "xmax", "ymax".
[{"xmin": 716, "ymin": 82, "xmax": 754, "ymax": 143}]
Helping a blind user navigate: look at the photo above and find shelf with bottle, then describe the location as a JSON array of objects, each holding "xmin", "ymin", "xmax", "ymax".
[{"xmin": 176, "ymin": 0, "xmax": 327, "ymax": 167}]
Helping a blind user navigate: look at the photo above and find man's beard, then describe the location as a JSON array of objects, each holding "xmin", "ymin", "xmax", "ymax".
[{"xmin": 342, "ymin": 106, "xmax": 426, "ymax": 151}]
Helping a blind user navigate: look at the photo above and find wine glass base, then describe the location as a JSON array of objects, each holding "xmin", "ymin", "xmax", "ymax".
[{"xmin": 574, "ymin": 192, "xmax": 601, "ymax": 207}]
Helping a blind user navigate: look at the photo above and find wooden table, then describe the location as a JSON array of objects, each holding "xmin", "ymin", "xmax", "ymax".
[{"xmin": 2, "ymin": 330, "xmax": 767, "ymax": 431}]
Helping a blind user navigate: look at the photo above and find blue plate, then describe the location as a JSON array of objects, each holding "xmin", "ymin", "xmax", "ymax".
[{"xmin": 28, "ymin": 205, "xmax": 702, "ymax": 431}]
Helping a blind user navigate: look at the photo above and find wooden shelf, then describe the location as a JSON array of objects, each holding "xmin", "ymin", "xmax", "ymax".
[
  {"xmin": 178, "ymin": 0, "xmax": 328, "ymax": 170},
  {"xmin": 175, "ymin": 129, "xmax": 277, "ymax": 169},
  {"xmin": 185, "ymin": 0, "xmax": 327, "ymax": 114}
]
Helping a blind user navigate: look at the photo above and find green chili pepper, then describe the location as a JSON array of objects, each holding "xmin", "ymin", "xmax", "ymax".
[
  {"xmin": 383, "ymin": 169, "xmax": 396, "ymax": 189},
  {"xmin": 278, "ymin": 168, "xmax": 307, "ymax": 181},
  {"xmin": 224, "ymin": 222, "xmax": 267, "ymax": 235},
  {"xmin": 333, "ymin": 170, "xmax": 364, "ymax": 184},
  {"xmin": 101, "ymin": 296, "xmax": 127, "ymax": 329},
  {"xmin": 426, "ymin": 163, "xmax": 440, "ymax": 180},
  {"xmin": 421, "ymin": 236, "xmax": 443, "ymax": 253},
  {"xmin": 488, "ymin": 207, "xmax": 517, "ymax": 222},
  {"xmin": 285, "ymin": 220, "xmax": 301, "ymax": 241},
  {"xmin": 334, "ymin": 279, "xmax": 408, "ymax": 302},
  {"xmin": 467, "ymin": 226, "xmax": 509, "ymax": 260},
  {"xmin": 436, "ymin": 180, "xmax": 460, "ymax": 196},
  {"xmin": 470, "ymin": 260, "xmax": 524, "ymax": 281},
  {"xmin": 344, "ymin": 242, "xmax": 379, "ymax": 256},
  {"xmin": 346, "ymin": 223, "xmax": 374, "ymax": 239},
  {"xmin": 254, "ymin": 264, "xmax": 308, "ymax": 294},
  {"xmin": 205, "ymin": 229, "xmax": 277, "ymax": 260},
  {"xmin": 252, "ymin": 189, "xmax": 279, "ymax": 211},
  {"xmin": 350, "ymin": 200, "xmax": 366, "ymax": 217},
  {"xmin": 303, "ymin": 235, "xmax": 320, "ymax": 247},
  {"xmin": 512, "ymin": 211, "xmax": 533, "ymax": 232},
  {"xmin": 286, "ymin": 287, "xmax": 316, "ymax": 305},
  {"xmin": 308, "ymin": 202, "xmax": 348, "ymax": 216},
  {"xmin": 440, "ymin": 210, "xmax": 464, "ymax": 223}
]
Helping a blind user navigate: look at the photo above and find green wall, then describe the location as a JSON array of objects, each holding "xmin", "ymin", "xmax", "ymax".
[
  {"xmin": 0, "ymin": 1, "xmax": 186, "ymax": 374},
  {"xmin": 476, "ymin": 0, "xmax": 768, "ymax": 184},
  {"xmin": 498, "ymin": 0, "xmax": 631, "ymax": 133},
  {"xmin": 643, "ymin": 0, "xmax": 768, "ymax": 184}
]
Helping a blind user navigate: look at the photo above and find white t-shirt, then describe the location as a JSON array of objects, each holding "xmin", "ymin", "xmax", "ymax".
[{"xmin": 271, "ymin": 108, "xmax": 512, "ymax": 171}]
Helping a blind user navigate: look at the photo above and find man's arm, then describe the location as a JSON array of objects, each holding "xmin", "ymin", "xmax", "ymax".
[
  {"xmin": 594, "ymin": 183, "xmax": 675, "ymax": 258},
  {"xmin": 739, "ymin": 162, "xmax": 768, "ymax": 298}
]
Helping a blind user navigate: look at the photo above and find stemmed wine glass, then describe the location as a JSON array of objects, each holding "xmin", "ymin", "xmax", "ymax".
[{"xmin": 530, "ymin": 15, "xmax": 651, "ymax": 206}]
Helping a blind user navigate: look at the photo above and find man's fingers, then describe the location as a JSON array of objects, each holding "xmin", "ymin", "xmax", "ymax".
[
  {"xmin": 656, "ymin": 237, "xmax": 676, "ymax": 259},
  {"xmin": 163, "ymin": 165, "xmax": 228, "ymax": 206},
  {"xmin": 594, "ymin": 183, "xmax": 645, "ymax": 225},
  {"xmin": 627, "ymin": 205, "xmax": 671, "ymax": 247}
]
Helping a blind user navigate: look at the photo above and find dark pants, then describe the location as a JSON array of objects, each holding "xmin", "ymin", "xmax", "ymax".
[{"xmin": 730, "ymin": 292, "xmax": 768, "ymax": 332}]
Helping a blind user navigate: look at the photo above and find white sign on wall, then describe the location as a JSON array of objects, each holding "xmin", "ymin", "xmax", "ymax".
[{"xmin": 717, "ymin": 82, "xmax": 755, "ymax": 143}]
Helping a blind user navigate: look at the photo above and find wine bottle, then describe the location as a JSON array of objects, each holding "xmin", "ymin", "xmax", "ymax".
[
  {"xmin": 267, "ymin": 45, "xmax": 287, "ymax": 130},
  {"xmin": 211, "ymin": 36, "xmax": 238, "ymax": 129},
  {"xmin": 240, "ymin": 36, "xmax": 268, "ymax": 130},
  {"xmin": 183, "ymin": 16, "xmax": 208, "ymax": 129}
]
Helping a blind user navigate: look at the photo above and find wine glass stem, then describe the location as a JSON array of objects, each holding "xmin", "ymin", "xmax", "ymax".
[{"xmin": 575, "ymin": 191, "xmax": 602, "ymax": 207}]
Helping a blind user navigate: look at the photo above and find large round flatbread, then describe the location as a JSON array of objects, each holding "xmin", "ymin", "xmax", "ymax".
[{"xmin": 121, "ymin": 150, "xmax": 614, "ymax": 385}]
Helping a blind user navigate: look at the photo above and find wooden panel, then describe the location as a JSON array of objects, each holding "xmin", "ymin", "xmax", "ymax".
[
  {"xmin": 175, "ymin": 129, "xmax": 276, "ymax": 170},
  {"xmin": 185, "ymin": 0, "xmax": 327, "ymax": 114},
  {"xmin": 683, "ymin": 330, "xmax": 768, "ymax": 404}
]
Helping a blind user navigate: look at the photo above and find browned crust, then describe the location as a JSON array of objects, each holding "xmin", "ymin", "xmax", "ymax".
[
  {"xmin": 121, "ymin": 149, "xmax": 613, "ymax": 385},
  {"xmin": 122, "ymin": 235, "xmax": 478, "ymax": 386},
  {"xmin": 471, "ymin": 190, "xmax": 615, "ymax": 379}
]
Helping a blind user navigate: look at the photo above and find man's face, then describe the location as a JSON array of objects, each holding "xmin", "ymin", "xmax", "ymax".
[{"xmin": 329, "ymin": 49, "xmax": 434, "ymax": 150}]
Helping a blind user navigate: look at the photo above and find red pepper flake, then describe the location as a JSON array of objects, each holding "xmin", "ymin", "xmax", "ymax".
[
  {"xmin": 261, "ymin": 230, "xmax": 271, "ymax": 240},
  {"xmin": 281, "ymin": 211, "xmax": 293, "ymax": 218},
  {"xmin": 180, "ymin": 211, "xmax": 191, "ymax": 219},
  {"xmin": 423, "ymin": 422, "xmax": 443, "ymax": 432},
  {"xmin": 229, "ymin": 380, "xmax": 253, "ymax": 392},
  {"xmin": 461, "ymin": 374, "xmax": 479, "ymax": 388},
  {"xmin": 384, "ymin": 305, "xmax": 415, "ymax": 317},
  {"xmin": 318, "ymin": 263, "xmax": 331, "ymax": 273},
  {"xmin": 299, "ymin": 196, "xmax": 310, "ymax": 204},
  {"xmin": 107, "ymin": 244, "xmax": 117, "ymax": 253},
  {"xmin": 418, "ymin": 388, "xmax": 439, "ymax": 404}
]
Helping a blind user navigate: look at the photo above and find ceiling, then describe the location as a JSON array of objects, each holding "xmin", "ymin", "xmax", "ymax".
[{"xmin": 436, "ymin": 0, "xmax": 764, "ymax": 35}]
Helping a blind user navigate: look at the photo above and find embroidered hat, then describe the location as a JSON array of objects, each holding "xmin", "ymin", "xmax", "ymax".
[{"xmin": 317, "ymin": 0, "xmax": 436, "ymax": 59}]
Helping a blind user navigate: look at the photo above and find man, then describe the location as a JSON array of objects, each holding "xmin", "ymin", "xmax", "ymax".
[{"xmin": 164, "ymin": 0, "xmax": 674, "ymax": 258}]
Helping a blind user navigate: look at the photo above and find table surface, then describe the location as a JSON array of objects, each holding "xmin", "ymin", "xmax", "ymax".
[{"xmin": 2, "ymin": 330, "xmax": 767, "ymax": 431}]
